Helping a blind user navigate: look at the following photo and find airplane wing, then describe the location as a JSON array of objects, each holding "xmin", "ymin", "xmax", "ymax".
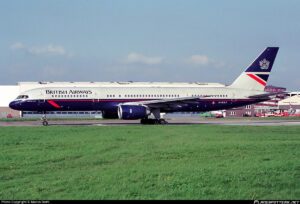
[
  {"xmin": 248, "ymin": 91, "xmax": 287, "ymax": 99},
  {"xmin": 122, "ymin": 96, "xmax": 207, "ymax": 108}
]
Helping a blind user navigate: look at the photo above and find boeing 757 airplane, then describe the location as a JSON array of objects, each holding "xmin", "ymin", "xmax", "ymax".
[{"xmin": 10, "ymin": 47, "xmax": 280, "ymax": 125}]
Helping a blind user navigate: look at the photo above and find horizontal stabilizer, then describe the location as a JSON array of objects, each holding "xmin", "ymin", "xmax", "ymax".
[{"xmin": 248, "ymin": 91, "xmax": 287, "ymax": 99}]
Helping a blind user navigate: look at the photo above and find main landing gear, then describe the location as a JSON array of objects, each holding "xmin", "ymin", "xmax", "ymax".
[
  {"xmin": 41, "ymin": 111, "xmax": 48, "ymax": 126},
  {"xmin": 140, "ymin": 109, "xmax": 168, "ymax": 125},
  {"xmin": 140, "ymin": 118, "xmax": 168, "ymax": 125}
]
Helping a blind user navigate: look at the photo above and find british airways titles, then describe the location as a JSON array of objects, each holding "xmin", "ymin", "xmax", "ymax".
[{"xmin": 45, "ymin": 90, "xmax": 93, "ymax": 95}]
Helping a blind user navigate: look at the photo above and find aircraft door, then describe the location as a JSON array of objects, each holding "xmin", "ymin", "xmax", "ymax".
[
  {"xmin": 93, "ymin": 91, "xmax": 100, "ymax": 110},
  {"xmin": 38, "ymin": 89, "xmax": 46, "ymax": 107}
]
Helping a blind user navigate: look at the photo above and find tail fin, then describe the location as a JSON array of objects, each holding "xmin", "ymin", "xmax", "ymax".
[{"xmin": 229, "ymin": 47, "xmax": 279, "ymax": 91}]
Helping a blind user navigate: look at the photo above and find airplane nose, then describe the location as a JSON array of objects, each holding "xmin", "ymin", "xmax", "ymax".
[
  {"xmin": 9, "ymin": 101, "xmax": 20, "ymax": 110},
  {"xmin": 9, "ymin": 101, "xmax": 16, "ymax": 109}
]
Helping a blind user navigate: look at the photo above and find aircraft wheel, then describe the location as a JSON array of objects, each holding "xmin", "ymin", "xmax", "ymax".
[
  {"xmin": 140, "ymin": 119, "xmax": 168, "ymax": 125},
  {"xmin": 140, "ymin": 118, "xmax": 148, "ymax": 124},
  {"xmin": 159, "ymin": 119, "xmax": 168, "ymax": 125}
]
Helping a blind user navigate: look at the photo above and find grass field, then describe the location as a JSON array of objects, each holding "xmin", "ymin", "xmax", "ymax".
[{"xmin": 1, "ymin": 125, "xmax": 300, "ymax": 200}]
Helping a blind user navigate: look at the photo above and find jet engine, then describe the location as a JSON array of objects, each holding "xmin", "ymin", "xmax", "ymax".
[{"xmin": 118, "ymin": 105, "xmax": 150, "ymax": 120}]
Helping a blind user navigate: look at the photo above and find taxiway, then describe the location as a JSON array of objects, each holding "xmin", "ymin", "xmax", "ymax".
[{"xmin": 1, "ymin": 117, "xmax": 300, "ymax": 126}]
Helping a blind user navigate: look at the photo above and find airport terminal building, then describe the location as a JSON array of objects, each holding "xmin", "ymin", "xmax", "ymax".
[{"xmin": 0, "ymin": 85, "xmax": 20, "ymax": 118}]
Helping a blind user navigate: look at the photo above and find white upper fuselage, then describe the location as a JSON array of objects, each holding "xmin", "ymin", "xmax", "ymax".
[{"xmin": 17, "ymin": 82, "xmax": 263, "ymax": 101}]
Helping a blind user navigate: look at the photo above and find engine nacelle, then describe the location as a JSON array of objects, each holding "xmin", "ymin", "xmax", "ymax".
[{"xmin": 118, "ymin": 105, "xmax": 150, "ymax": 120}]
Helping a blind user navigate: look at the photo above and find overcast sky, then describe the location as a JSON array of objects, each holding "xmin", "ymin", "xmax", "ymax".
[{"xmin": 0, "ymin": 0, "xmax": 299, "ymax": 91}]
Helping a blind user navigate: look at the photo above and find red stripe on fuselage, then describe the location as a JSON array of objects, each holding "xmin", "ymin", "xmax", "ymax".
[
  {"xmin": 246, "ymin": 74, "xmax": 266, "ymax": 86},
  {"xmin": 47, "ymin": 100, "xmax": 61, "ymax": 108},
  {"xmin": 49, "ymin": 99, "xmax": 256, "ymax": 102},
  {"xmin": 51, "ymin": 99, "xmax": 154, "ymax": 102}
]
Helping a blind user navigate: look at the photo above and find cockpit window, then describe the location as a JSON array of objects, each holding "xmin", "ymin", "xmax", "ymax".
[{"xmin": 16, "ymin": 95, "xmax": 29, "ymax": 99}]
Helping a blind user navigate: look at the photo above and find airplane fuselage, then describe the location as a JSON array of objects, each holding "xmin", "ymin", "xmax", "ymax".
[
  {"xmin": 9, "ymin": 47, "xmax": 280, "ymax": 124},
  {"xmin": 9, "ymin": 85, "xmax": 266, "ymax": 113}
]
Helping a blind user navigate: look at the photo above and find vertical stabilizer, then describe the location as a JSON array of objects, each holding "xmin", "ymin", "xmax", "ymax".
[{"xmin": 229, "ymin": 47, "xmax": 279, "ymax": 91}]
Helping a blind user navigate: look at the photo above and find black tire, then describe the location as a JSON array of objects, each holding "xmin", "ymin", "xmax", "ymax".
[
  {"xmin": 141, "ymin": 119, "xmax": 168, "ymax": 125},
  {"xmin": 159, "ymin": 119, "xmax": 168, "ymax": 125},
  {"xmin": 42, "ymin": 121, "xmax": 48, "ymax": 126}
]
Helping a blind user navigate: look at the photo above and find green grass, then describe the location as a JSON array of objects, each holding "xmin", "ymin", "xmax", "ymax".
[{"xmin": 0, "ymin": 125, "xmax": 300, "ymax": 200}]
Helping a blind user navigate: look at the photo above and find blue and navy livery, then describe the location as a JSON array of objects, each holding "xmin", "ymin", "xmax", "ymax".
[
  {"xmin": 9, "ymin": 97, "xmax": 262, "ymax": 112},
  {"xmin": 230, "ymin": 47, "xmax": 279, "ymax": 90},
  {"xmin": 245, "ymin": 47, "xmax": 279, "ymax": 73},
  {"xmin": 9, "ymin": 47, "xmax": 281, "ymax": 123}
]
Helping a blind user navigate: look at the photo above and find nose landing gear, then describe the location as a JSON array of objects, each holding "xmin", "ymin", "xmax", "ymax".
[{"xmin": 41, "ymin": 112, "xmax": 48, "ymax": 126}]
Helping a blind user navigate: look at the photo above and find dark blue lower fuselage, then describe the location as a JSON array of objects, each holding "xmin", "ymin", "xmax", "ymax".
[{"xmin": 9, "ymin": 98, "xmax": 264, "ymax": 113}]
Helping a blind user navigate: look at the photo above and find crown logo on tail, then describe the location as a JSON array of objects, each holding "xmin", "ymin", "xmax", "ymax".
[{"xmin": 259, "ymin": 58, "xmax": 270, "ymax": 70}]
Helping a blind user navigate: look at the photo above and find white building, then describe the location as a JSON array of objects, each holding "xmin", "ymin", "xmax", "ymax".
[
  {"xmin": 0, "ymin": 85, "xmax": 20, "ymax": 118},
  {"xmin": 278, "ymin": 95, "xmax": 300, "ymax": 110},
  {"xmin": 286, "ymin": 92, "xmax": 300, "ymax": 97},
  {"xmin": 0, "ymin": 86, "xmax": 20, "ymax": 107}
]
